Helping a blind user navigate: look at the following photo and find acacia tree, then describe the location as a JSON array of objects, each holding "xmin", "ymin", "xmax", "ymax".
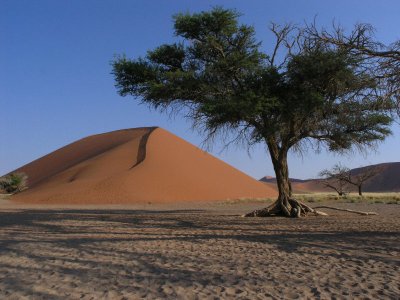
[
  {"xmin": 319, "ymin": 164, "xmax": 350, "ymax": 196},
  {"xmin": 319, "ymin": 164, "xmax": 381, "ymax": 196},
  {"xmin": 344, "ymin": 165, "xmax": 382, "ymax": 196},
  {"xmin": 112, "ymin": 8, "xmax": 393, "ymax": 217}
]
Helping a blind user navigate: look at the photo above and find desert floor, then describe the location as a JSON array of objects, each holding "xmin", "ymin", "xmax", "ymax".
[{"xmin": 0, "ymin": 201, "xmax": 399, "ymax": 299}]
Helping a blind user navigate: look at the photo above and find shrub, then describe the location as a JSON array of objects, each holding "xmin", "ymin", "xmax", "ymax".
[{"xmin": 0, "ymin": 172, "xmax": 28, "ymax": 194}]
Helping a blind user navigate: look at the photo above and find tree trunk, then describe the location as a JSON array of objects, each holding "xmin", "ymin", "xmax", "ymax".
[
  {"xmin": 244, "ymin": 139, "xmax": 319, "ymax": 218},
  {"xmin": 243, "ymin": 139, "xmax": 376, "ymax": 218},
  {"xmin": 271, "ymin": 145, "xmax": 292, "ymax": 217},
  {"xmin": 358, "ymin": 185, "xmax": 362, "ymax": 196}
]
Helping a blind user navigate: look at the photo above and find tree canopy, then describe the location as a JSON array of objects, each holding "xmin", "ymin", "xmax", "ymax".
[
  {"xmin": 112, "ymin": 8, "xmax": 393, "ymax": 217},
  {"xmin": 307, "ymin": 22, "xmax": 400, "ymax": 117}
]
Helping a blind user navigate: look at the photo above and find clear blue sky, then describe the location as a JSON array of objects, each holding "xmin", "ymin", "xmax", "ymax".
[{"xmin": 1, "ymin": 0, "xmax": 399, "ymax": 180}]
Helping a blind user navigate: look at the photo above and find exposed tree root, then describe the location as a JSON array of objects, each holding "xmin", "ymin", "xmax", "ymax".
[
  {"xmin": 243, "ymin": 198, "xmax": 327, "ymax": 217},
  {"xmin": 312, "ymin": 206, "xmax": 378, "ymax": 215},
  {"xmin": 243, "ymin": 198, "xmax": 378, "ymax": 217}
]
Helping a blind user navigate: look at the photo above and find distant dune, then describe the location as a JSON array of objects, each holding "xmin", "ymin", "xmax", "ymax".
[
  {"xmin": 9, "ymin": 127, "xmax": 276, "ymax": 204},
  {"xmin": 350, "ymin": 162, "xmax": 400, "ymax": 192},
  {"xmin": 260, "ymin": 162, "xmax": 400, "ymax": 193}
]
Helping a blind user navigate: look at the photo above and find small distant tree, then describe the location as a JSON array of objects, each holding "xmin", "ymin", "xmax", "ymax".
[
  {"xmin": 0, "ymin": 173, "xmax": 28, "ymax": 194},
  {"xmin": 319, "ymin": 164, "xmax": 350, "ymax": 196},
  {"xmin": 344, "ymin": 165, "xmax": 382, "ymax": 196},
  {"xmin": 113, "ymin": 8, "xmax": 393, "ymax": 217},
  {"xmin": 319, "ymin": 164, "xmax": 382, "ymax": 196}
]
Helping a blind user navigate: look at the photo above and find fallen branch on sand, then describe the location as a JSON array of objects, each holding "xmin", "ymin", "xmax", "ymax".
[{"xmin": 312, "ymin": 206, "xmax": 378, "ymax": 215}]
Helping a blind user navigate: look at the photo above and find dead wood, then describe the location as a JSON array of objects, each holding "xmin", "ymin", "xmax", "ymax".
[{"xmin": 312, "ymin": 206, "xmax": 378, "ymax": 215}]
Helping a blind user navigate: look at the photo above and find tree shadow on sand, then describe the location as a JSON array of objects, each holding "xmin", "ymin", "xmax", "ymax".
[{"xmin": 0, "ymin": 209, "xmax": 398, "ymax": 298}]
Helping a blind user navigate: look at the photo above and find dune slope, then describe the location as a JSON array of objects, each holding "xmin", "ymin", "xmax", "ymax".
[{"xmin": 11, "ymin": 127, "xmax": 276, "ymax": 204}]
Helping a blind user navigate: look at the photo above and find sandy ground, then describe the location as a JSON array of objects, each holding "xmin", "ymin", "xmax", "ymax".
[{"xmin": 0, "ymin": 201, "xmax": 399, "ymax": 299}]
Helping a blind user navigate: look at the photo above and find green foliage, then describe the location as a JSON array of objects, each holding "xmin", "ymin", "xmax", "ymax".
[
  {"xmin": 307, "ymin": 23, "xmax": 400, "ymax": 118},
  {"xmin": 0, "ymin": 172, "xmax": 28, "ymax": 194},
  {"xmin": 112, "ymin": 8, "xmax": 392, "ymax": 153}
]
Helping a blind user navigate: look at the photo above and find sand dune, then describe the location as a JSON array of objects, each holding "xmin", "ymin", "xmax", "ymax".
[
  {"xmin": 351, "ymin": 162, "xmax": 400, "ymax": 192},
  {"xmin": 11, "ymin": 127, "xmax": 276, "ymax": 204}
]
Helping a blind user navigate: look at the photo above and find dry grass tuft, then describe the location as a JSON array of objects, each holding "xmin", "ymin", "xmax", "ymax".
[
  {"xmin": 294, "ymin": 192, "xmax": 400, "ymax": 204},
  {"xmin": 0, "ymin": 194, "xmax": 11, "ymax": 201},
  {"xmin": 220, "ymin": 197, "xmax": 274, "ymax": 205}
]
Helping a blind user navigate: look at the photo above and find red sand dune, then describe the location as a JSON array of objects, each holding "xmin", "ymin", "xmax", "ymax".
[
  {"xmin": 291, "ymin": 180, "xmax": 327, "ymax": 193},
  {"xmin": 11, "ymin": 127, "xmax": 276, "ymax": 204}
]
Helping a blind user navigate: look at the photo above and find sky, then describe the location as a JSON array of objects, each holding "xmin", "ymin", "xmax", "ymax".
[{"xmin": 1, "ymin": 0, "xmax": 399, "ymax": 180}]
